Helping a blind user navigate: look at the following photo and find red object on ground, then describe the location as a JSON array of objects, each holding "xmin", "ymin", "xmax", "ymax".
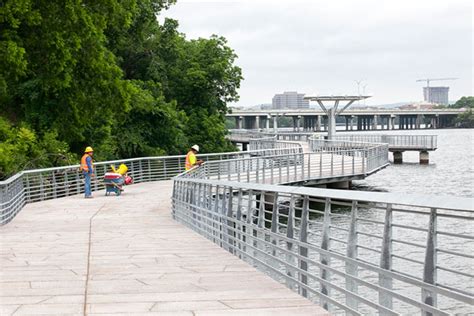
[{"xmin": 124, "ymin": 175, "xmax": 133, "ymax": 185}]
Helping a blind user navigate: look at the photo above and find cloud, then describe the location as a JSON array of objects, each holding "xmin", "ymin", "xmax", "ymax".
[{"xmin": 160, "ymin": 0, "xmax": 473, "ymax": 106}]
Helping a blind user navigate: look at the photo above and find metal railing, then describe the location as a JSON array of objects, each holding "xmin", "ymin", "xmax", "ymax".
[
  {"xmin": 184, "ymin": 142, "xmax": 388, "ymax": 186},
  {"xmin": 248, "ymin": 135, "xmax": 304, "ymax": 152},
  {"xmin": 308, "ymin": 138, "xmax": 389, "ymax": 174},
  {"xmin": 332, "ymin": 135, "xmax": 438, "ymax": 151},
  {"xmin": 228, "ymin": 129, "xmax": 316, "ymax": 142},
  {"xmin": 172, "ymin": 178, "xmax": 474, "ymax": 315},
  {"xmin": 0, "ymin": 147, "xmax": 300, "ymax": 225}
]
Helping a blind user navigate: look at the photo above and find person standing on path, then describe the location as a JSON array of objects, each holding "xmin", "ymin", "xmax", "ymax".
[
  {"xmin": 80, "ymin": 146, "xmax": 95, "ymax": 198},
  {"xmin": 185, "ymin": 145, "xmax": 203, "ymax": 171}
]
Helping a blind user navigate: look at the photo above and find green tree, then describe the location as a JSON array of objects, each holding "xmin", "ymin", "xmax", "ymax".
[
  {"xmin": 0, "ymin": 117, "xmax": 74, "ymax": 179},
  {"xmin": 450, "ymin": 96, "xmax": 474, "ymax": 109},
  {"xmin": 455, "ymin": 109, "xmax": 474, "ymax": 128},
  {"xmin": 0, "ymin": 0, "xmax": 242, "ymax": 178}
]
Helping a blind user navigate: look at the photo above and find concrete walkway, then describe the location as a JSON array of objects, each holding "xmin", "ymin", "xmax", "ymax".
[{"xmin": 1, "ymin": 181, "xmax": 328, "ymax": 315}]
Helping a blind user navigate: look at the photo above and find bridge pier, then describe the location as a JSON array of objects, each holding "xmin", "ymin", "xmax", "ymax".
[
  {"xmin": 235, "ymin": 116, "xmax": 243, "ymax": 129},
  {"xmin": 393, "ymin": 151, "xmax": 403, "ymax": 164},
  {"xmin": 316, "ymin": 115, "xmax": 322, "ymax": 132},
  {"xmin": 420, "ymin": 151, "xmax": 429, "ymax": 164},
  {"xmin": 373, "ymin": 115, "xmax": 379, "ymax": 130}
]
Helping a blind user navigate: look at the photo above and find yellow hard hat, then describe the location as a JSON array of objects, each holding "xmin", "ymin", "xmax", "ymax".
[{"xmin": 84, "ymin": 146, "xmax": 94, "ymax": 153}]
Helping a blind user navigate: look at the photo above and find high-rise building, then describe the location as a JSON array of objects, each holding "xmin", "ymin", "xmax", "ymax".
[
  {"xmin": 272, "ymin": 91, "xmax": 309, "ymax": 109},
  {"xmin": 423, "ymin": 86, "xmax": 449, "ymax": 105}
]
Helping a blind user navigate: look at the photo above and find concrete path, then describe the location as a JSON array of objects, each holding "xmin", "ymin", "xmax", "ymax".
[{"xmin": 1, "ymin": 181, "xmax": 328, "ymax": 315}]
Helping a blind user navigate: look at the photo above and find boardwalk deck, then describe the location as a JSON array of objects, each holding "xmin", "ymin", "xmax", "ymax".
[{"xmin": 0, "ymin": 181, "xmax": 328, "ymax": 316}]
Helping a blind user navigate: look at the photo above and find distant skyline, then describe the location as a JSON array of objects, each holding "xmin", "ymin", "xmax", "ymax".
[{"xmin": 160, "ymin": 0, "xmax": 473, "ymax": 107}]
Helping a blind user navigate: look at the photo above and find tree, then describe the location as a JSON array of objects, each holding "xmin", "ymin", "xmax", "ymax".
[
  {"xmin": 0, "ymin": 0, "xmax": 242, "ymax": 178},
  {"xmin": 451, "ymin": 96, "xmax": 474, "ymax": 109}
]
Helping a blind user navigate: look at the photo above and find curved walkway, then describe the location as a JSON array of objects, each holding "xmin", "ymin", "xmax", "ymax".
[{"xmin": 1, "ymin": 181, "xmax": 328, "ymax": 316}]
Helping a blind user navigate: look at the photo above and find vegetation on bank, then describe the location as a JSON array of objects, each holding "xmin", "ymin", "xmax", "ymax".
[
  {"xmin": 0, "ymin": 0, "xmax": 242, "ymax": 179},
  {"xmin": 450, "ymin": 96, "xmax": 474, "ymax": 128}
]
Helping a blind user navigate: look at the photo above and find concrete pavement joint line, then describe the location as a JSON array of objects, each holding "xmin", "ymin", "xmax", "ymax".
[{"xmin": 83, "ymin": 203, "xmax": 106, "ymax": 316}]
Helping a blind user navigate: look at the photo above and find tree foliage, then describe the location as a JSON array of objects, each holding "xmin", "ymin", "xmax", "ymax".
[
  {"xmin": 450, "ymin": 96, "xmax": 474, "ymax": 109},
  {"xmin": 0, "ymin": 0, "xmax": 241, "ymax": 179}
]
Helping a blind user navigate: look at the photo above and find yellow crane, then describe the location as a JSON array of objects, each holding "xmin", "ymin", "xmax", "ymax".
[{"xmin": 416, "ymin": 78, "xmax": 458, "ymax": 103}]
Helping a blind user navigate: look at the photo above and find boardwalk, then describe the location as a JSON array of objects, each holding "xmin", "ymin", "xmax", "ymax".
[{"xmin": 1, "ymin": 181, "xmax": 328, "ymax": 315}]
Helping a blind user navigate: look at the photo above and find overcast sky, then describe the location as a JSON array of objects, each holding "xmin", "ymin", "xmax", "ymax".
[{"xmin": 160, "ymin": 0, "xmax": 473, "ymax": 107}]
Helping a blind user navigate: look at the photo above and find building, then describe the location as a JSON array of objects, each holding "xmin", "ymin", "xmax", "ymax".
[
  {"xmin": 272, "ymin": 91, "xmax": 309, "ymax": 109},
  {"xmin": 423, "ymin": 86, "xmax": 449, "ymax": 105}
]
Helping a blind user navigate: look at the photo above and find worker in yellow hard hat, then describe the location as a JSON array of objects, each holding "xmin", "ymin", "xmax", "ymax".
[{"xmin": 80, "ymin": 146, "xmax": 95, "ymax": 198}]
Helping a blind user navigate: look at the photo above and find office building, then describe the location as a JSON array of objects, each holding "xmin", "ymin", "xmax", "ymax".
[
  {"xmin": 272, "ymin": 91, "xmax": 309, "ymax": 109},
  {"xmin": 423, "ymin": 87, "xmax": 449, "ymax": 105}
]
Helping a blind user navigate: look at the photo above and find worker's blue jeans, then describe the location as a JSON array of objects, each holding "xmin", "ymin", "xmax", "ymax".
[{"xmin": 83, "ymin": 172, "xmax": 92, "ymax": 197}]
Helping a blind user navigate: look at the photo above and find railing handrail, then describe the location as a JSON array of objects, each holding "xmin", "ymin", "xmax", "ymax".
[
  {"xmin": 177, "ymin": 178, "xmax": 474, "ymax": 212},
  {"xmin": 0, "ymin": 147, "xmax": 303, "ymax": 185}
]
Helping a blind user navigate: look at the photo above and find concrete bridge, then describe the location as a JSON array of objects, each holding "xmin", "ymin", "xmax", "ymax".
[
  {"xmin": 227, "ymin": 108, "xmax": 465, "ymax": 131},
  {"xmin": 1, "ymin": 139, "xmax": 473, "ymax": 315}
]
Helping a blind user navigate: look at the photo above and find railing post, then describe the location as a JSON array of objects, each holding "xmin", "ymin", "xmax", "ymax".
[
  {"xmin": 226, "ymin": 187, "xmax": 234, "ymax": 254},
  {"xmin": 270, "ymin": 192, "xmax": 279, "ymax": 257},
  {"xmin": 236, "ymin": 189, "xmax": 243, "ymax": 258},
  {"xmin": 299, "ymin": 195, "xmax": 309, "ymax": 298},
  {"xmin": 286, "ymin": 194, "xmax": 296, "ymax": 290},
  {"xmin": 422, "ymin": 208, "xmax": 438, "ymax": 316},
  {"xmin": 379, "ymin": 203, "xmax": 393, "ymax": 312},
  {"xmin": 346, "ymin": 200, "xmax": 359, "ymax": 310},
  {"xmin": 320, "ymin": 197, "xmax": 331, "ymax": 310}
]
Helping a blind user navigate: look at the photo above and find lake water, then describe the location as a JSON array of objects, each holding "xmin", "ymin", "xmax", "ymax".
[
  {"xmin": 349, "ymin": 128, "xmax": 474, "ymax": 198},
  {"xmin": 250, "ymin": 128, "xmax": 474, "ymax": 315},
  {"xmin": 311, "ymin": 128, "xmax": 474, "ymax": 314}
]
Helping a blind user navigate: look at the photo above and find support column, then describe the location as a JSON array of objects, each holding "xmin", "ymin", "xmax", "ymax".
[
  {"xmin": 296, "ymin": 115, "xmax": 301, "ymax": 132},
  {"xmin": 316, "ymin": 115, "xmax": 322, "ymax": 132},
  {"xmin": 393, "ymin": 151, "xmax": 403, "ymax": 164},
  {"xmin": 391, "ymin": 116, "xmax": 395, "ymax": 130},
  {"xmin": 327, "ymin": 109, "xmax": 336, "ymax": 139},
  {"xmin": 350, "ymin": 116, "xmax": 354, "ymax": 131},
  {"xmin": 265, "ymin": 115, "xmax": 270, "ymax": 130},
  {"xmin": 345, "ymin": 116, "xmax": 349, "ymax": 131},
  {"xmin": 235, "ymin": 116, "xmax": 242, "ymax": 129},
  {"xmin": 416, "ymin": 115, "xmax": 423, "ymax": 129},
  {"xmin": 273, "ymin": 115, "xmax": 278, "ymax": 132},
  {"xmin": 373, "ymin": 115, "xmax": 378, "ymax": 130},
  {"xmin": 420, "ymin": 151, "xmax": 429, "ymax": 164},
  {"xmin": 255, "ymin": 116, "xmax": 260, "ymax": 130}
]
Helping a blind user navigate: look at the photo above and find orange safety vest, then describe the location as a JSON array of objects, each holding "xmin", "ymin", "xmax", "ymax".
[
  {"xmin": 80, "ymin": 154, "xmax": 93, "ymax": 172},
  {"xmin": 185, "ymin": 151, "xmax": 196, "ymax": 171}
]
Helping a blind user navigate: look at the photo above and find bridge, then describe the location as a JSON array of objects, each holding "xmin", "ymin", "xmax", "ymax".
[
  {"xmin": 1, "ymin": 136, "xmax": 473, "ymax": 315},
  {"xmin": 227, "ymin": 108, "xmax": 465, "ymax": 131}
]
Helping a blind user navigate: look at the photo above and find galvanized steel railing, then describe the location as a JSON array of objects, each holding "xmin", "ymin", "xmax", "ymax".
[
  {"xmin": 248, "ymin": 135, "xmax": 304, "ymax": 152},
  {"xmin": 187, "ymin": 139, "xmax": 388, "ymax": 185},
  {"xmin": 332, "ymin": 135, "xmax": 438, "ymax": 151},
  {"xmin": 0, "ymin": 148, "xmax": 299, "ymax": 225},
  {"xmin": 308, "ymin": 138, "xmax": 389, "ymax": 174},
  {"xmin": 172, "ymin": 178, "xmax": 474, "ymax": 315}
]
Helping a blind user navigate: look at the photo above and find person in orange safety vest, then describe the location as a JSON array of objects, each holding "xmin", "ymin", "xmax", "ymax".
[{"xmin": 80, "ymin": 146, "xmax": 94, "ymax": 198}]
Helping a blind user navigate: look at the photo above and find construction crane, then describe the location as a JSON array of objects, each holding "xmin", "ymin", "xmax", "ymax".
[{"xmin": 416, "ymin": 77, "xmax": 458, "ymax": 103}]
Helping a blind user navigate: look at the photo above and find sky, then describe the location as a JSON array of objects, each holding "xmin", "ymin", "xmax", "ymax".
[{"xmin": 159, "ymin": 0, "xmax": 473, "ymax": 107}]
